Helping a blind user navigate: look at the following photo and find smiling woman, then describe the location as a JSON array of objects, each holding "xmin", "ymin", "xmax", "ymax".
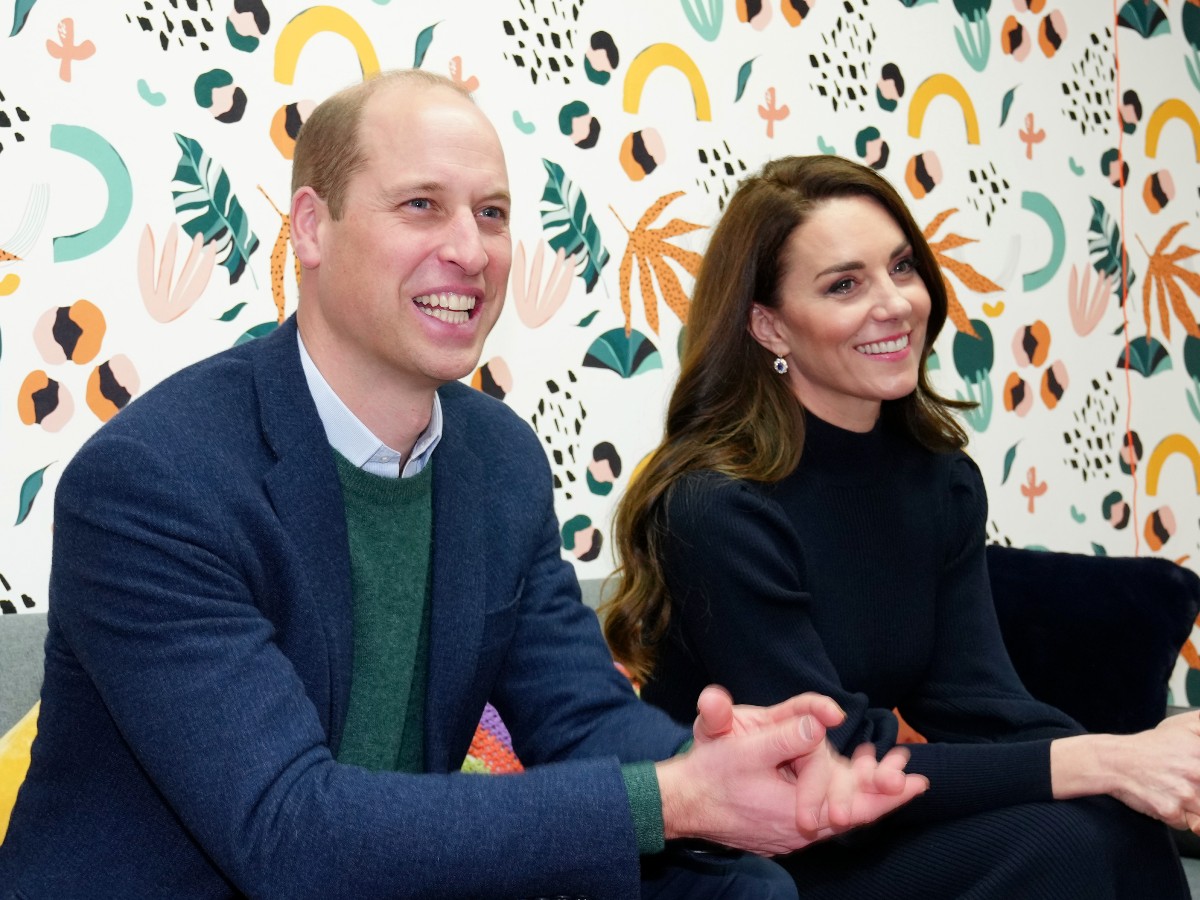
[{"xmin": 601, "ymin": 154, "xmax": 1194, "ymax": 899}]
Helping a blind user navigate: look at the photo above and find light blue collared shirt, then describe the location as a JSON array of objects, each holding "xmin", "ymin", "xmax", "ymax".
[{"xmin": 297, "ymin": 333, "xmax": 442, "ymax": 479}]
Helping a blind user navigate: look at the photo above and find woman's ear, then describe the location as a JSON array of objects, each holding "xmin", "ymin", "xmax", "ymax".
[
  {"xmin": 748, "ymin": 303, "xmax": 788, "ymax": 357},
  {"xmin": 290, "ymin": 187, "xmax": 324, "ymax": 270}
]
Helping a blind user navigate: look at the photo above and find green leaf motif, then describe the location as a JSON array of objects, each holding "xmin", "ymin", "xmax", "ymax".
[
  {"xmin": 1187, "ymin": 52, "xmax": 1200, "ymax": 95},
  {"xmin": 1117, "ymin": 0, "xmax": 1169, "ymax": 38},
  {"xmin": 953, "ymin": 319, "xmax": 993, "ymax": 380},
  {"xmin": 234, "ymin": 321, "xmax": 279, "ymax": 346},
  {"xmin": 1184, "ymin": 335, "xmax": 1200, "ymax": 380},
  {"xmin": 1186, "ymin": 668, "xmax": 1200, "ymax": 706},
  {"xmin": 413, "ymin": 22, "xmax": 438, "ymax": 68},
  {"xmin": 1001, "ymin": 442, "xmax": 1019, "ymax": 485},
  {"xmin": 1186, "ymin": 378, "xmax": 1200, "ymax": 425},
  {"xmin": 582, "ymin": 327, "xmax": 661, "ymax": 378},
  {"xmin": 954, "ymin": 8, "xmax": 990, "ymax": 73},
  {"xmin": 956, "ymin": 374, "xmax": 993, "ymax": 433},
  {"xmin": 15, "ymin": 463, "xmax": 52, "ymax": 526},
  {"xmin": 1185, "ymin": 1, "xmax": 1200, "ymax": 50},
  {"xmin": 577, "ymin": 310, "xmax": 600, "ymax": 327},
  {"xmin": 171, "ymin": 134, "xmax": 260, "ymax": 286},
  {"xmin": 10, "ymin": 0, "xmax": 38, "ymax": 36},
  {"xmin": 1116, "ymin": 336, "xmax": 1171, "ymax": 377},
  {"xmin": 1091, "ymin": 542, "xmax": 1107, "ymax": 557},
  {"xmin": 681, "ymin": 0, "xmax": 722, "ymax": 41},
  {"xmin": 999, "ymin": 87, "xmax": 1016, "ymax": 127},
  {"xmin": 1070, "ymin": 505, "xmax": 1086, "ymax": 523},
  {"xmin": 217, "ymin": 301, "xmax": 248, "ymax": 322},
  {"xmin": 540, "ymin": 159, "xmax": 610, "ymax": 294},
  {"xmin": 1087, "ymin": 197, "xmax": 1136, "ymax": 296},
  {"xmin": 734, "ymin": 58, "xmax": 756, "ymax": 102}
]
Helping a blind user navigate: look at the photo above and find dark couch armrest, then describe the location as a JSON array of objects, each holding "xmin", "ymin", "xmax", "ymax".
[{"xmin": 986, "ymin": 545, "xmax": 1200, "ymax": 736}]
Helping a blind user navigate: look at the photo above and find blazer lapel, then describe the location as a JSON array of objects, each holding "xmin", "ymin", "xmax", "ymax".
[
  {"xmin": 425, "ymin": 387, "xmax": 490, "ymax": 771},
  {"xmin": 253, "ymin": 319, "xmax": 355, "ymax": 747}
]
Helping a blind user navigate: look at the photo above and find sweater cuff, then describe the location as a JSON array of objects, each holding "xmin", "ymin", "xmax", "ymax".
[{"xmin": 620, "ymin": 761, "xmax": 665, "ymax": 856}]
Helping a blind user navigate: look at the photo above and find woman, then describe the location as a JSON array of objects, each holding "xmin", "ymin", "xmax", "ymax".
[{"xmin": 602, "ymin": 154, "xmax": 1194, "ymax": 898}]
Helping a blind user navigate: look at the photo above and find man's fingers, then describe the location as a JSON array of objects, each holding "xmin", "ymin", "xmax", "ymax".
[
  {"xmin": 792, "ymin": 743, "xmax": 834, "ymax": 833},
  {"xmin": 757, "ymin": 692, "xmax": 847, "ymax": 730},
  {"xmin": 694, "ymin": 684, "xmax": 735, "ymax": 740}
]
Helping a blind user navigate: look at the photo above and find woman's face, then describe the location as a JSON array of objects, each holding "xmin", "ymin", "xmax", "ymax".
[{"xmin": 749, "ymin": 194, "xmax": 931, "ymax": 432}]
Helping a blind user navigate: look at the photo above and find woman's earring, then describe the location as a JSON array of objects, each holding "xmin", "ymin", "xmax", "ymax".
[{"xmin": 773, "ymin": 356, "xmax": 789, "ymax": 375}]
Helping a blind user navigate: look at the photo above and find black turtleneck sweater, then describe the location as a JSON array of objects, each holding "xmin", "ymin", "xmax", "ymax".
[{"xmin": 643, "ymin": 412, "xmax": 1185, "ymax": 897}]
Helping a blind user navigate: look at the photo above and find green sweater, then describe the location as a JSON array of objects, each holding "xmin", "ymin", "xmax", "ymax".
[
  {"xmin": 334, "ymin": 454, "xmax": 433, "ymax": 773},
  {"xmin": 331, "ymin": 452, "xmax": 663, "ymax": 854}
]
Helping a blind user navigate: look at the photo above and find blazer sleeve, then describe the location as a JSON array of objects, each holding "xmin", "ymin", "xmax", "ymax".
[
  {"xmin": 486, "ymin": 442, "xmax": 689, "ymax": 768},
  {"xmin": 47, "ymin": 431, "xmax": 652, "ymax": 900},
  {"xmin": 658, "ymin": 468, "xmax": 1077, "ymax": 826}
]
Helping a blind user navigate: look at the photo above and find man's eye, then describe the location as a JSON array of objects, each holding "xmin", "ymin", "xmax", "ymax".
[
  {"xmin": 480, "ymin": 206, "xmax": 507, "ymax": 221},
  {"xmin": 407, "ymin": 198, "xmax": 431, "ymax": 210}
]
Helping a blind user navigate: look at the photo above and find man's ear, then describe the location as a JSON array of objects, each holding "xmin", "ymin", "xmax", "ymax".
[
  {"xmin": 748, "ymin": 303, "xmax": 788, "ymax": 357},
  {"xmin": 290, "ymin": 187, "xmax": 324, "ymax": 270}
]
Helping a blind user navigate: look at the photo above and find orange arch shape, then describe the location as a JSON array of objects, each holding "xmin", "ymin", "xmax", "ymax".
[
  {"xmin": 275, "ymin": 6, "xmax": 380, "ymax": 85},
  {"xmin": 1145, "ymin": 434, "xmax": 1200, "ymax": 496}
]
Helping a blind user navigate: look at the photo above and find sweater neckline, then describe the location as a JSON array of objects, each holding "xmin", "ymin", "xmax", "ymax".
[{"xmin": 796, "ymin": 410, "xmax": 892, "ymax": 484}]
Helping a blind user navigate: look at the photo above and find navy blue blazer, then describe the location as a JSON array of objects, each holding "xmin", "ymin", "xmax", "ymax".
[{"xmin": 0, "ymin": 318, "xmax": 686, "ymax": 900}]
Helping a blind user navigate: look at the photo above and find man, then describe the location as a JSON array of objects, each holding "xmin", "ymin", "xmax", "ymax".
[{"xmin": 0, "ymin": 70, "xmax": 924, "ymax": 899}]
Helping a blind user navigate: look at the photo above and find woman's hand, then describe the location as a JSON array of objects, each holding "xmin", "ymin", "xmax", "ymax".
[{"xmin": 1051, "ymin": 712, "xmax": 1200, "ymax": 831}]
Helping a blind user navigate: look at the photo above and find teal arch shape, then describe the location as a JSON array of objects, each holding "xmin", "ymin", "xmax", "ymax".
[
  {"xmin": 1020, "ymin": 191, "xmax": 1065, "ymax": 293},
  {"xmin": 50, "ymin": 124, "xmax": 133, "ymax": 263}
]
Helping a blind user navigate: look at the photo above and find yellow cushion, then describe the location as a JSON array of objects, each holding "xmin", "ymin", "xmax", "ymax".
[{"xmin": 0, "ymin": 702, "xmax": 38, "ymax": 844}]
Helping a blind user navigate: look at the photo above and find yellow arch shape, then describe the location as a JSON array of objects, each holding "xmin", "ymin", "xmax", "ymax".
[
  {"xmin": 275, "ymin": 6, "xmax": 380, "ymax": 85},
  {"xmin": 908, "ymin": 73, "xmax": 980, "ymax": 145},
  {"xmin": 1145, "ymin": 434, "xmax": 1200, "ymax": 496},
  {"xmin": 623, "ymin": 43, "xmax": 711, "ymax": 122},
  {"xmin": 1145, "ymin": 98, "xmax": 1200, "ymax": 161}
]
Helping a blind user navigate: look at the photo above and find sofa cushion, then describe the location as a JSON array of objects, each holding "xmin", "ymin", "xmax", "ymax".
[{"xmin": 986, "ymin": 545, "xmax": 1200, "ymax": 735}]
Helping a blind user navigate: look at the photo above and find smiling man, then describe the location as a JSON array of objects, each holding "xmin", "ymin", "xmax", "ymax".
[{"xmin": 0, "ymin": 71, "xmax": 925, "ymax": 900}]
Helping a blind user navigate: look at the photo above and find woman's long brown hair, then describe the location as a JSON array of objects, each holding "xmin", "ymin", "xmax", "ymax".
[{"xmin": 601, "ymin": 154, "xmax": 973, "ymax": 683}]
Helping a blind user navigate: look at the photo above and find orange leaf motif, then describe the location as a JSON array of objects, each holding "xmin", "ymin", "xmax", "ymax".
[
  {"xmin": 923, "ymin": 208, "xmax": 1004, "ymax": 338},
  {"xmin": 258, "ymin": 186, "xmax": 299, "ymax": 325},
  {"xmin": 1140, "ymin": 221, "xmax": 1200, "ymax": 341},
  {"xmin": 612, "ymin": 192, "xmax": 705, "ymax": 336}
]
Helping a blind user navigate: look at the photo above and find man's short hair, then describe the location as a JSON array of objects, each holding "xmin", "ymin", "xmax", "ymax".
[{"xmin": 291, "ymin": 69, "xmax": 473, "ymax": 220}]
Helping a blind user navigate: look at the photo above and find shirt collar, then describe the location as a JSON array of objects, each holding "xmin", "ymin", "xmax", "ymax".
[{"xmin": 297, "ymin": 331, "xmax": 442, "ymax": 479}]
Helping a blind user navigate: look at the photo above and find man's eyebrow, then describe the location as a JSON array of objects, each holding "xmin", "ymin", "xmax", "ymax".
[
  {"xmin": 380, "ymin": 182, "xmax": 512, "ymax": 207},
  {"xmin": 381, "ymin": 181, "xmax": 444, "ymax": 202}
]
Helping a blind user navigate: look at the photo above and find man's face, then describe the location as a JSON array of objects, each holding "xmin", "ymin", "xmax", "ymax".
[{"xmin": 299, "ymin": 85, "xmax": 512, "ymax": 399}]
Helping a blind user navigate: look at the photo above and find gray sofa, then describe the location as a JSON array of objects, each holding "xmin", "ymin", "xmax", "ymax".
[{"xmin": 1, "ymin": 612, "xmax": 47, "ymax": 734}]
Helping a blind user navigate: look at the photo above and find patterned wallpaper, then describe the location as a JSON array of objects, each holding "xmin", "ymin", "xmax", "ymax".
[{"xmin": 2, "ymin": 0, "xmax": 1199, "ymax": 698}]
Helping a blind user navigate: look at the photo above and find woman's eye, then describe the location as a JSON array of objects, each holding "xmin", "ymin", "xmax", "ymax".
[
  {"xmin": 830, "ymin": 278, "xmax": 855, "ymax": 294},
  {"xmin": 894, "ymin": 256, "xmax": 915, "ymax": 274}
]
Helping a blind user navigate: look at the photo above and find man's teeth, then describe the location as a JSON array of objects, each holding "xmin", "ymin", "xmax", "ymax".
[
  {"xmin": 856, "ymin": 335, "xmax": 909, "ymax": 356},
  {"xmin": 415, "ymin": 293, "xmax": 475, "ymax": 325}
]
